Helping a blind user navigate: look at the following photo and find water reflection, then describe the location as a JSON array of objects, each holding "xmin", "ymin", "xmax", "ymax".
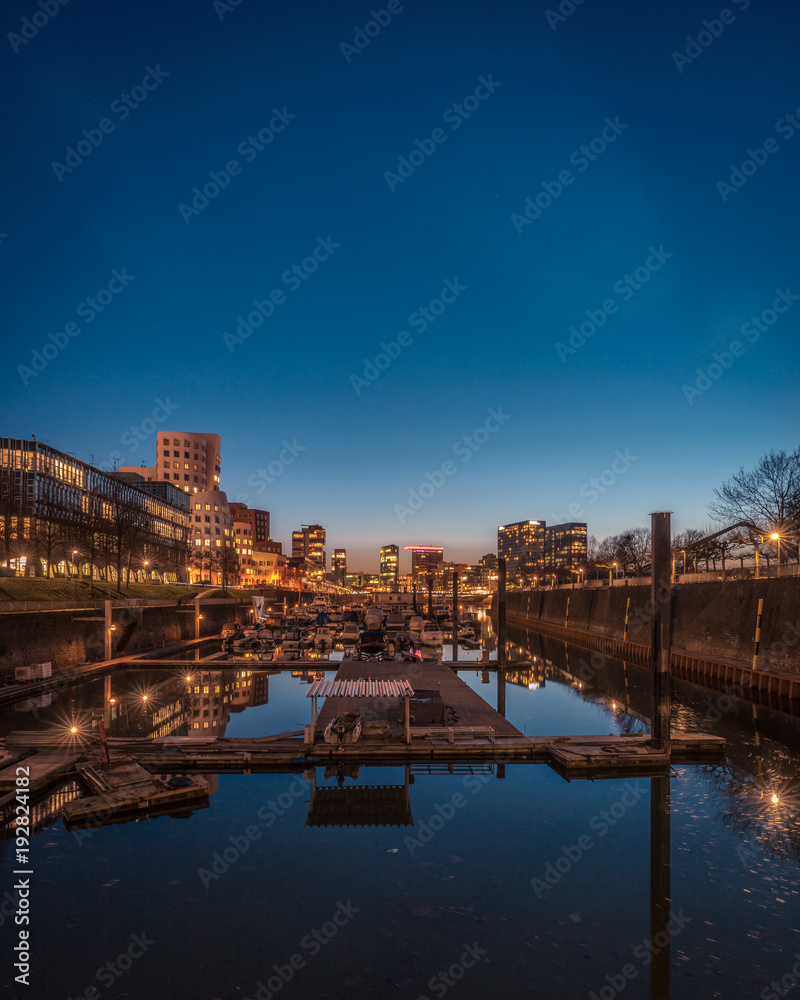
[{"xmin": 2, "ymin": 618, "xmax": 800, "ymax": 998}]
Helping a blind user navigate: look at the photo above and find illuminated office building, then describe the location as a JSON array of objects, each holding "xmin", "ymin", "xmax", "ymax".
[{"xmin": 379, "ymin": 544, "xmax": 399, "ymax": 586}]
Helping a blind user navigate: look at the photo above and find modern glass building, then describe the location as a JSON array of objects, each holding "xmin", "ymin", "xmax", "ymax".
[
  {"xmin": 0, "ymin": 437, "xmax": 189, "ymax": 579},
  {"xmin": 404, "ymin": 545, "xmax": 443, "ymax": 581},
  {"xmin": 497, "ymin": 520, "xmax": 546, "ymax": 578},
  {"xmin": 545, "ymin": 522, "xmax": 588, "ymax": 570},
  {"xmin": 379, "ymin": 544, "xmax": 399, "ymax": 586},
  {"xmin": 332, "ymin": 548, "xmax": 347, "ymax": 583}
]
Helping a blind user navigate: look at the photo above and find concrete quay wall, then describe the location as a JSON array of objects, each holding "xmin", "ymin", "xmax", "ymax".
[
  {"xmin": 493, "ymin": 578, "xmax": 800, "ymax": 673},
  {"xmin": 0, "ymin": 600, "xmax": 250, "ymax": 677}
]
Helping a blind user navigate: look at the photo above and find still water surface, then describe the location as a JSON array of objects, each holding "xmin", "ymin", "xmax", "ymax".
[{"xmin": 2, "ymin": 624, "xmax": 798, "ymax": 1000}]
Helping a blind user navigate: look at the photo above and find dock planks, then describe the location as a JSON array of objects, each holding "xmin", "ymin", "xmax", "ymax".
[{"xmin": 313, "ymin": 660, "xmax": 522, "ymax": 740}]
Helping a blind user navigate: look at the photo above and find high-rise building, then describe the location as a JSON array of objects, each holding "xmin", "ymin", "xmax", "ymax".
[
  {"xmin": 404, "ymin": 545, "xmax": 443, "ymax": 581},
  {"xmin": 292, "ymin": 524, "xmax": 325, "ymax": 576},
  {"xmin": 379, "ymin": 544, "xmax": 399, "ymax": 586},
  {"xmin": 332, "ymin": 549, "xmax": 347, "ymax": 583},
  {"xmin": 120, "ymin": 432, "xmax": 221, "ymax": 494},
  {"xmin": 497, "ymin": 520, "xmax": 546, "ymax": 578},
  {"xmin": 545, "ymin": 522, "xmax": 587, "ymax": 570}
]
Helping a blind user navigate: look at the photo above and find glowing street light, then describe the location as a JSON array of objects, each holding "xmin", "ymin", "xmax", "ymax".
[{"xmin": 771, "ymin": 532, "xmax": 781, "ymax": 569}]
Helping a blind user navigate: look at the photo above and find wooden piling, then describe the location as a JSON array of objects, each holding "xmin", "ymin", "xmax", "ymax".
[
  {"xmin": 104, "ymin": 600, "xmax": 112, "ymax": 660},
  {"xmin": 650, "ymin": 512, "xmax": 672, "ymax": 753},
  {"xmin": 452, "ymin": 572, "xmax": 459, "ymax": 651},
  {"xmin": 497, "ymin": 557, "xmax": 507, "ymax": 666}
]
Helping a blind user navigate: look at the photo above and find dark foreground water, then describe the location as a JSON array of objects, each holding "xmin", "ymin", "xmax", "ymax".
[{"xmin": 2, "ymin": 624, "xmax": 799, "ymax": 1000}]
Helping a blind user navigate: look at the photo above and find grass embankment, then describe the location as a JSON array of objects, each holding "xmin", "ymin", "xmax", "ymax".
[{"xmin": 0, "ymin": 579, "xmax": 259, "ymax": 602}]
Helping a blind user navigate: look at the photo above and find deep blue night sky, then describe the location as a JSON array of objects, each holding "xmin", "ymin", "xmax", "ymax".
[{"xmin": 2, "ymin": 0, "xmax": 798, "ymax": 571}]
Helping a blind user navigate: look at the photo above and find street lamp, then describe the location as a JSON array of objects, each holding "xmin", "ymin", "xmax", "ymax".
[
  {"xmin": 144, "ymin": 560, "xmax": 149, "ymax": 582},
  {"xmin": 771, "ymin": 532, "xmax": 781, "ymax": 571}
]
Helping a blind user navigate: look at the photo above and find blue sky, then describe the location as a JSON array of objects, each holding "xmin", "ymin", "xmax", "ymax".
[{"xmin": 2, "ymin": 0, "xmax": 798, "ymax": 572}]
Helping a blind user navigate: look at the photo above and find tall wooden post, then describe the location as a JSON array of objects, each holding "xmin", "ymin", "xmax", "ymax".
[
  {"xmin": 650, "ymin": 512, "xmax": 671, "ymax": 752},
  {"xmin": 104, "ymin": 600, "xmax": 113, "ymax": 661},
  {"xmin": 497, "ymin": 557, "xmax": 506, "ymax": 666},
  {"xmin": 452, "ymin": 572, "xmax": 459, "ymax": 654}
]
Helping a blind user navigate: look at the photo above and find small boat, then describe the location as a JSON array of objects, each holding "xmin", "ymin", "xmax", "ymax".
[
  {"xmin": 282, "ymin": 627, "xmax": 302, "ymax": 652},
  {"xmin": 420, "ymin": 624, "xmax": 443, "ymax": 645},
  {"xmin": 314, "ymin": 627, "xmax": 334, "ymax": 648},
  {"xmin": 385, "ymin": 610, "xmax": 406, "ymax": 632},
  {"xmin": 341, "ymin": 622, "xmax": 360, "ymax": 644},
  {"xmin": 359, "ymin": 629, "xmax": 385, "ymax": 653},
  {"xmin": 323, "ymin": 712, "xmax": 363, "ymax": 745},
  {"xmin": 364, "ymin": 607, "xmax": 384, "ymax": 630},
  {"xmin": 458, "ymin": 627, "xmax": 476, "ymax": 641}
]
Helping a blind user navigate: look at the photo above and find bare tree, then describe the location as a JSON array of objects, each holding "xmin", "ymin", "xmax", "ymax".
[
  {"xmin": 709, "ymin": 449, "xmax": 800, "ymax": 561},
  {"xmin": 211, "ymin": 543, "xmax": 240, "ymax": 595},
  {"xmin": 616, "ymin": 527, "xmax": 650, "ymax": 577}
]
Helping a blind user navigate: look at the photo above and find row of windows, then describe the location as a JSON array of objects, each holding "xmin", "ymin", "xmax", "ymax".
[
  {"xmin": 163, "ymin": 438, "xmax": 206, "ymax": 450},
  {"xmin": 164, "ymin": 451, "xmax": 205, "ymax": 461}
]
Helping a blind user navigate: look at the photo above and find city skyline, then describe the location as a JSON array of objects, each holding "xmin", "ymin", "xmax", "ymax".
[{"xmin": 3, "ymin": 0, "xmax": 797, "ymax": 571}]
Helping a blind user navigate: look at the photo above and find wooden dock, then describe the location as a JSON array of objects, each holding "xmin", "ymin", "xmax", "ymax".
[
  {"xmin": 0, "ymin": 657, "xmax": 726, "ymax": 797},
  {"xmin": 62, "ymin": 756, "xmax": 208, "ymax": 827},
  {"xmin": 313, "ymin": 659, "xmax": 522, "ymax": 741}
]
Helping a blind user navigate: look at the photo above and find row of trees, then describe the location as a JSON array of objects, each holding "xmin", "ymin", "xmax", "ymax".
[
  {"xmin": 0, "ymin": 479, "xmax": 193, "ymax": 591},
  {"xmin": 190, "ymin": 543, "xmax": 241, "ymax": 593}
]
